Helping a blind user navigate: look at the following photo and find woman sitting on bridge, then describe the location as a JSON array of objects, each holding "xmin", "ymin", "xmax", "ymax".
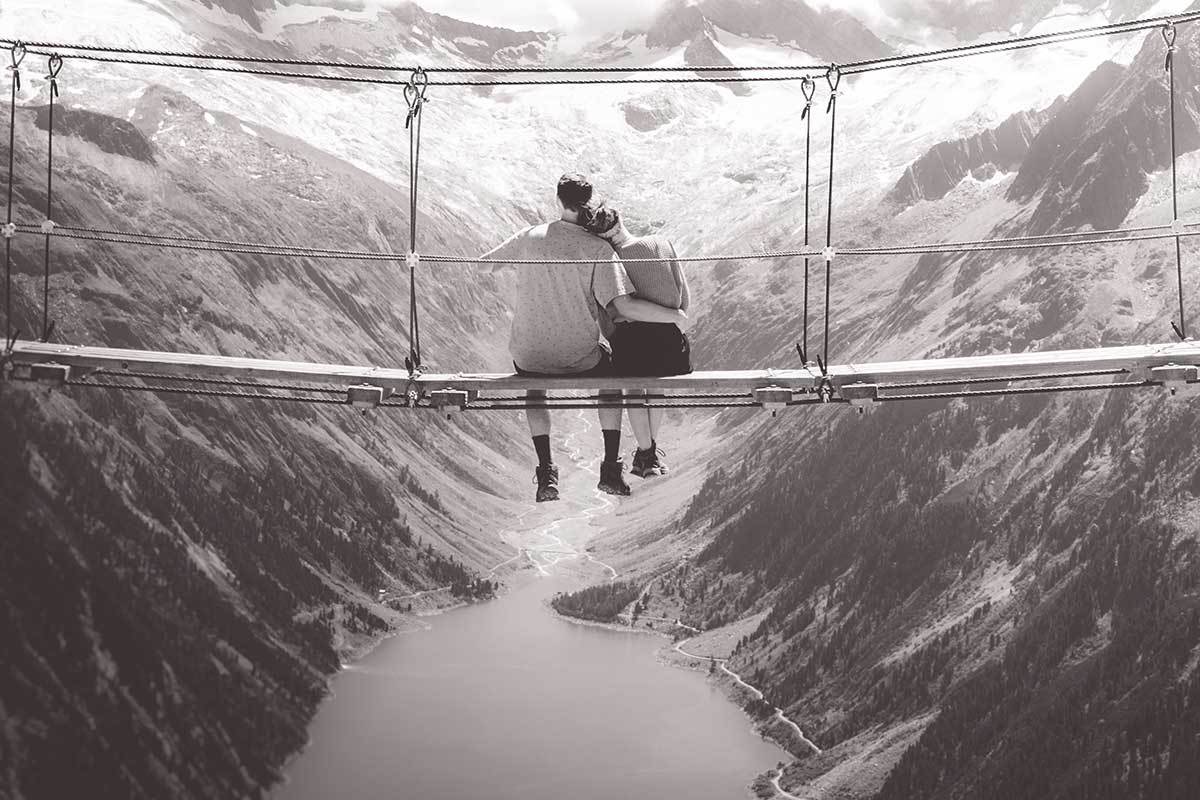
[{"xmin": 584, "ymin": 204, "xmax": 692, "ymax": 478}]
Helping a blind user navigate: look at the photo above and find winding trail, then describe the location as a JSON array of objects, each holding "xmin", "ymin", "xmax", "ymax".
[
  {"xmin": 674, "ymin": 639, "xmax": 822, "ymax": 756},
  {"xmin": 770, "ymin": 769, "xmax": 805, "ymax": 800}
]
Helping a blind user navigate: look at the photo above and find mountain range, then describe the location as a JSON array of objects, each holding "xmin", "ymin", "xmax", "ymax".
[{"xmin": 3, "ymin": 0, "xmax": 1200, "ymax": 798}]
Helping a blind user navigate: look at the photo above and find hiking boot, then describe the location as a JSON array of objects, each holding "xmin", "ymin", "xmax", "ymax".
[
  {"xmin": 534, "ymin": 464, "xmax": 560, "ymax": 503},
  {"xmin": 631, "ymin": 446, "xmax": 668, "ymax": 478},
  {"xmin": 630, "ymin": 447, "xmax": 653, "ymax": 478},
  {"xmin": 644, "ymin": 446, "xmax": 668, "ymax": 477},
  {"xmin": 597, "ymin": 459, "xmax": 631, "ymax": 496}
]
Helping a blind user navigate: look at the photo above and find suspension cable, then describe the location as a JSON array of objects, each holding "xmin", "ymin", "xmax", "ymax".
[
  {"xmin": 4, "ymin": 11, "xmax": 1199, "ymax": 83},
  {"xmin": 39, "ymin": 52, "xmax": 60, "ymax": 342},
  {"xmin": 1163, "ymin": 23, "xmax": 1188, "ymax": 340},
  {"xmin": 13, "ymin": 218, "xmax": 1200, "ymax": 265},
  {"xmin": 3, "ymin": 42, "xmax": 22, "ymax": 349},
  {"xmin": 405, "ymin": 68, "xmax": 428, "ymax": 374},
  {"xmin": 821, "ymin": 65, "xmax": 840, "ymax": 371},
  {"xmin": 799, "ymin": 76, "xmax": 815, "ymax": 363}
]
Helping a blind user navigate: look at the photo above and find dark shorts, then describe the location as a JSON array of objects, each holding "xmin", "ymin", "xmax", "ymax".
[
  {"xmin": 514, "ymin": 346, "xmax": 613, "ymax": 379},
  {"xmin": 610, "ymin": 322, "xmax": 692, "ymax": 377}
]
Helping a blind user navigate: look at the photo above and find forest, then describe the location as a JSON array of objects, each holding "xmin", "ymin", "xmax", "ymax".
[{"xmin": 551, "ymin": 581, "xmax": 641, "ymax": 623}]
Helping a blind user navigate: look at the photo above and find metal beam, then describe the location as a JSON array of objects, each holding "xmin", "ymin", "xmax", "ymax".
[{"xmin": 8, "ymin": 340, "xmax": 1200, "ymax": 400}]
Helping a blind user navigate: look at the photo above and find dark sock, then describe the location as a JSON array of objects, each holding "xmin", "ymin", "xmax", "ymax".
[
  {"xmin": 533, "ymin": 435, "xmax": 552, "ymax": 466},
  {"xmin": 603, "ymin": 429, "xmax": 620, "ymax": 463}
]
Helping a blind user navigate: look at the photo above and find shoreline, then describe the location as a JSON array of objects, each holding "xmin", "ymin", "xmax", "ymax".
[{"xmin": 548, "ymin": 602, "xmax": 815, "ymax": 796}]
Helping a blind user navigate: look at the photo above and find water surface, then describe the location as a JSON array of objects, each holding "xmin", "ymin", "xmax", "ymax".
[{"xmin": 277, "ymin": 576, "xmax": 785, "ymax": 800}]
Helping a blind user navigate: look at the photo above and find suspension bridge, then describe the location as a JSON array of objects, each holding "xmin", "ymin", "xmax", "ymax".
[{"xmin": 2, "ymin": 11, "xmax": 1200, "ymax": 412}]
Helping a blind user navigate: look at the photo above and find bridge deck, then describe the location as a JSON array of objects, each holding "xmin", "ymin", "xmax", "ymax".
[{"xmin": 7, "ymin": 340, "xmax": 1200, "ymax": 405}]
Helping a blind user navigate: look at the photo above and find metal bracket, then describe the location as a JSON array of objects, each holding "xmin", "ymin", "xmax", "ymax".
[
  {"xmin": 11, "ymin": 361, "xmax": 70, "ymax": 386},
  {"xmin": 839, "ymin": 382, "xmax": 878, "ymax": 407},
  {"xmin": 754, "ymin": 385, "xmax": 792, "ymax": 416},
  {"xmin": 347, "ymin": 384, "xmax": 386, "ymax": 408},
  {"xmin": 1151, "ymin": 364, "xmax": 1200, "ymax": 396},
  {"xmin": 430, "ymin": 388, "xmax": 470, "ymax": 416}
]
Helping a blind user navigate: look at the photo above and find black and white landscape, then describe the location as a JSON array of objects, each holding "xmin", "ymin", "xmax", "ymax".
[{"xmin": 3, "ymin": 1, "xmax": 1200, "ymax": 798}]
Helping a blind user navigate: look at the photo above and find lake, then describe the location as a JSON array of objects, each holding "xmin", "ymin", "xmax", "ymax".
[{"xmin": 276, "ymin": 574, "xmax": 786, "ymax": 800}]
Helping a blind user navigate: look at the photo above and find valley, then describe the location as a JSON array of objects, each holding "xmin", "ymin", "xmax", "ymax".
[{"xmin": 4, "ymin": 1, "xmax": 1200, "ymax": 799}]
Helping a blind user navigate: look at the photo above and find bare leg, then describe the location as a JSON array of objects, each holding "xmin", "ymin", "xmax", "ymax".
[
  {"xmin": 626, "ymin": 389, "xmax": 653, "ymax": 450},
  {"xmin": 525, "ymin": 389, "xmax": 550, "ymax": 438},
  {"xmin": 647, "ymin": 407, "xmax": 665, "ymax": 446},
  {"xmin": 597, "ymin": 388, "xmax": 622, "ymax": 432}
]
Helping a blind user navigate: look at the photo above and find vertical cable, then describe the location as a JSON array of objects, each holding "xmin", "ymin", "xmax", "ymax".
[
  {"xmin": 3, "ymin": 43, "xmax": 23, "ymax": 347},
  {"xmin": 40, "ymin": 53, "xmax": 61, "ymax": 342},
  {"xmin": 822, "ymin": 65, "xmax": 840, "ymax": 369},
  {"xmin": 1164, "ymin": 23, "xmax": 1188, "ymax": 340},
  {"xmin": 800, "ymin": 77, "xmax": 815, "ymax": 362},
  {"xmin": 404, "ymin": 67, "xmax": 428, "ymax": 374}
]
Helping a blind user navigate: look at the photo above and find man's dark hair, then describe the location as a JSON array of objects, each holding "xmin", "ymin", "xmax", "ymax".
[{"xmin": 557, "ymin": 173, "xmax": 593, "ymax": 211}]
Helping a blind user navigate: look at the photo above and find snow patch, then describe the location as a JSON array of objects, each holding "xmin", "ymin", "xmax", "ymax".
[{"xmin": 203, "ymin": 112, "xmax": 216, "ymax": 126}]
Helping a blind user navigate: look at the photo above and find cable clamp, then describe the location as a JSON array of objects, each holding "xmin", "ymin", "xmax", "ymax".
[
  {"xmin": 406, "ymin": 251, "xmax": 420, "ymax": 270},
  {"xmin": 824, "ymin": 64, "xmax": 840, "ymax": 113},
  {"xmin": 800, "ymin": 76, "xmax": 816, "ymax": 119},
  {"xmin": 404, "ymin": 66, "xmax": 429, "ymax": 129},
  {"xmin": 822, "ymin": 246, "xmax": 836, "ymax": 262},
  {"xmin": 1163, "ymin": 21, "xmax": 1178, "ymax": 49},
  {"xmin": 2, "ymin": 222, "xmax": 16, "ymax": 239},
  {"xmin": 46, "ymin": 53, "xmax": 62, "ymax": 99},
  {"xmin": 1172, "ymin": 218, "xmax": 1187, "ymax": 236},
  {"xmin": 8, "ymin": 42, "xmax": 25, "ymax": 91},
  {"xmin": 40, "ymin": 219, "xmax": 55, "ymax": 235}
]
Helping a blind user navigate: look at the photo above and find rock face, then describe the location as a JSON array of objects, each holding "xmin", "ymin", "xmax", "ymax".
[
  {"xmin": 188, "ymin": 0, "xmax": 276, "ymax": 31},
  {"xmin": 645, "ymin": 1, "xmax": 716, "ymax": 49},
  {"xmin": 643, "ymin": 0, "xmax": 892, "ymax": 63},
  {"xmin": 684, "ymin": 32, "xmax": 752, "ymax": 96},
  {"xmin": 701, "ymin": 0, "xmax": 891, "ymax": 61},
  {"xmin": 386, "ymin": 3, "xmax": 551, "ymax": 63},
  {"xmin": 33, "ymin": 106, "xmax": 156, "ymax": 164},
  {"xmin": 1011, "ymin": 27, "xmax": 1200, "ymax": 234},
  {"xmin": 621, "ymin": 93, "xmax": 682, "ymax": 132},
  {"xmin": 887, "ymin": 107, "xmax": 1053, "ymax": 209}
]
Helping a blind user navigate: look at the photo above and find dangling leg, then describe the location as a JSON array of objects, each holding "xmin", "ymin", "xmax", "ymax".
[
  {"xmin": 627, "ymin": 389, "xmax": 653, "ymax": 450},
  {"xmin": 526, "ymin": 389, "xmax": 558, "ymax": 502},
  {"xmin": 627, "ymin": 389, "xmax": 654, "ymax": 478},
  {"xmin": 597, "ymin": 388, "xmax": 630, "ymax": 496},
  {"xmin": 645, "ymin": 407, "xmax": 668, "ymax": 476}
]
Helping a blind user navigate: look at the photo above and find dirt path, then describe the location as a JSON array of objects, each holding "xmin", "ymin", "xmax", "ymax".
[{"xmin": 674, "ymin": 639, "xmax": 821, "ymax": 756}]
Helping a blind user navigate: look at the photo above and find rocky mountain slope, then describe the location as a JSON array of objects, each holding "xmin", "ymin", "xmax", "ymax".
[
  {"xmin": 662, "ymin": 11, "xmax": 1200, "ymax": 800},
  {"xmin": 0, "ymin": 22, "xmax": 533, "ymax": 797},
  {"xmin": 886, "ymin": 105, "xmax": 1056, "ymax": 209}
]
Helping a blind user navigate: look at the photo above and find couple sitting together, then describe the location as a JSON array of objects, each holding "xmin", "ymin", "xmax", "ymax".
[{"xmin": 483, "ymin": 173, "xmax": 693, "ymax": 503}]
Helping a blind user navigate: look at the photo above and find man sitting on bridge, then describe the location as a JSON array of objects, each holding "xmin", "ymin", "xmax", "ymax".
[{"xmin": 481, "ymin": 173, "xmax": 690, "ymax": 502}]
